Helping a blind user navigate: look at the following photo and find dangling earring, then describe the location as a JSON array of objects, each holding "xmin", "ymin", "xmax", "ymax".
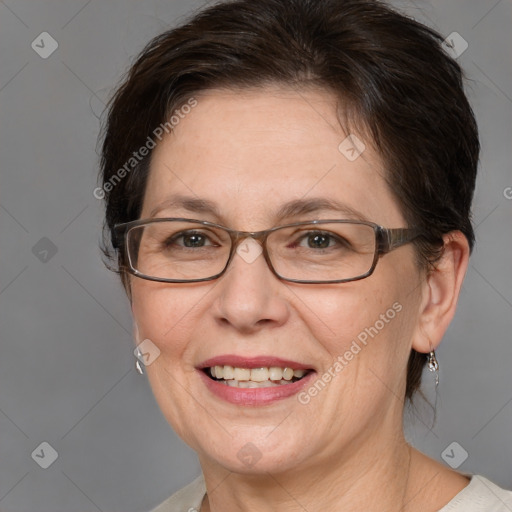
[
  {"xmin": 427, "ymin": 349, "xmax": 439, "ymax": 387},
  {"xmin": 133, "ymin": 321, "xmax": 144, "ymax": 375},
  {"xmin": 134, "ymin": 347, "xmax": 145, "ymax": 375}
]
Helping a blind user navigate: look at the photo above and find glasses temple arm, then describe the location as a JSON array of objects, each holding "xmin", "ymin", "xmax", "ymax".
[{"xmin": 378, "ymin": 227, "xmax": 423, "ymax": 253}]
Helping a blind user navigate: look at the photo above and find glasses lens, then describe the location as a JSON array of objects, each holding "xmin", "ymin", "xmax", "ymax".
[
  {"xmin": 267, "ymin": 222, "xmax": 376, "ymax": 282},
  {"xmin": 127, "ymin": 221, "xmax": 231, "ymax": 280}
]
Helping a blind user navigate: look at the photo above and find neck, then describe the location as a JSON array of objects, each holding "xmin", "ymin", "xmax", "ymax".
[{"xmin": 199, "ymin": 432, "xmax": 416, "ymax": 512}]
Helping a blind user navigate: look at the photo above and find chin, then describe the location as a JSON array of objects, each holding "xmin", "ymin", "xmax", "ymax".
[{"xmin": 196, "ymin": 428, "xmax": 311, "ymax": 475}]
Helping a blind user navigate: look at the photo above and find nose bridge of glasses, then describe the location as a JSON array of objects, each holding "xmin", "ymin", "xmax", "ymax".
[
  {"xmin": 229, "ymin": 228, "xmax": 268, "ymax": 249},
  {"xmin": 227, "ymin": 229, "xmax": 274, "ymax": 274}
]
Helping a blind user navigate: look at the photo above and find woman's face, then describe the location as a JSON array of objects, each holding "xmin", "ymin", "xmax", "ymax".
[{"xmin": 131, "ymin": 87, "xmax": 425, "ymax": 475}]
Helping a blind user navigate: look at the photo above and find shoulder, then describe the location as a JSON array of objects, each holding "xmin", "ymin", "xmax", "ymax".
[
  {"xmin": 151, "ymin": 474, "xmax": 206, "ymax": 512},
  {"xmin": 150, "ymin": 472, "xmax": 512, "ymax": 512},
  {"xmin": 439, "ymin": 474, "xmax": 512, "ymax": 512}
]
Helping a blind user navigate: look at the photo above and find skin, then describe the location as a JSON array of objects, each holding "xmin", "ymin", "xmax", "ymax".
[{"xmin": 130, "ymin": 87, "xmax": 470, "ymax": 511}]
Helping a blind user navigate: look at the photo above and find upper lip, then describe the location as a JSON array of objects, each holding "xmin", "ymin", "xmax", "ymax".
[{"xmin": 197, "ymin": 355, "xmax": 314, "ymax": 370}]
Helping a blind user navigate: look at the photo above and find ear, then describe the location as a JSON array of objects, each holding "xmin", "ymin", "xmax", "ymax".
[{"xmin": 411, "ymin": 231, "xmax": 470, "ymax": 353}]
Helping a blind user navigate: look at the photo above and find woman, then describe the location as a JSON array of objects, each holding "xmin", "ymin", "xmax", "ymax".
[{"xmin": 99, "ymin": 0, "xmax": 512, "ymax": 510}]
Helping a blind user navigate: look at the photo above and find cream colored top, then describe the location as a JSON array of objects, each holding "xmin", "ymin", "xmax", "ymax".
[{"xmin": 152, "ymin": 473, "xmax": 512, "ymax": 511}]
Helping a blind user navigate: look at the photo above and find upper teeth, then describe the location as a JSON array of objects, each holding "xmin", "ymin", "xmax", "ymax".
[{"xmin": 210, "ymin": 366, "xmax": 307, "ymax": 382}]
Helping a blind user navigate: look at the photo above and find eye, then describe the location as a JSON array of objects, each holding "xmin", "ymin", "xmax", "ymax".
[
  {"xmin": 166, "ymin": 231, "xmax": 215, "ymax": 248},
  {"xmin": 295, "ymin": 231, "xmax": 346, "ymax": 250},
  {"xmin": 303, "ymin": 232, "xmax": 333, "ymax": 249}
]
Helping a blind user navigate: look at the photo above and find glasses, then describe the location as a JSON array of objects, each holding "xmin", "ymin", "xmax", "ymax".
[{"xmin": 113, "ymin": 218, "xmax": 422, "ymax": 284}]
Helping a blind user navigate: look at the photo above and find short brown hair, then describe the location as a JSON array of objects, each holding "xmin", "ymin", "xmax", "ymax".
[{"xmin": 99, "ymin": 0, "xmax": 479, "ymax": 401}]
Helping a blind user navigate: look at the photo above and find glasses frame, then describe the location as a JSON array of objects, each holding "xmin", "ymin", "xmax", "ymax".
[{"xmin": 113, "ymin": 217, "xmax": 423, "ymax": 284}]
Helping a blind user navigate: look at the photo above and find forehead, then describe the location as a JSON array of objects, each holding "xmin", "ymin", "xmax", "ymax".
[{"xmin": 142, "ymin": 87, "xmax": 404, "ymax": 228}]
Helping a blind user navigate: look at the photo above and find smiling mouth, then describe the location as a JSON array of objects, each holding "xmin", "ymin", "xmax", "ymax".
[{"xmin": 203, "ymin": 365, "xmax": 313, "ymax": 388}]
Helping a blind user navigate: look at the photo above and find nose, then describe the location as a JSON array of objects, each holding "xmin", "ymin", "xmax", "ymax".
[{"xmin": 211, "ymin": 237, "xmax": 290, "ymax": 333}]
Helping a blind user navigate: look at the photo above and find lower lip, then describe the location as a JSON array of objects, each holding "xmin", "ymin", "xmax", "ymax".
[{"xmin": 197, "ymin": 370, "xmax": 316, "ymax": 406}]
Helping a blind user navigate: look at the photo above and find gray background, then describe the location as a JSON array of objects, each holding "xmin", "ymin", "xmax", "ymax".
[{"xmin": 0, "ymin": 0, "xmax": 510, "ymax": 511}]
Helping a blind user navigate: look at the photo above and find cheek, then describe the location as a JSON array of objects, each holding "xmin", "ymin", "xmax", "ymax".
[
  {"xmin": 290, "ymin": 284, "xmax": 395, "ymax": 350},
  {"xmin": 295, "ymin": 269, "xmax": 419, "ymax": 387},
  {"xmin": 130, "ymin": 282, "xmax": 204, "ymax": 356},
  {"xmin": 130, "ymin": 284, "xmax": 209, "ymax": 439}
]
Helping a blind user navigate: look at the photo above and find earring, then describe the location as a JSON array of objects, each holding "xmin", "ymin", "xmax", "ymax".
[
  {"xmin": 427, "ymin": 349, "xmax": 439, "ymax": 387},
  {"xmin": 133, "ymin": 321, "xmax": 145, "ymax": 375},
  {"xmin": 134, "ymin": 348, "xmax": 145, "ymax": 375}
]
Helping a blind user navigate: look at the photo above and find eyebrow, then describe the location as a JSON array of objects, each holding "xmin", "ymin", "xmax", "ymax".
[
  {"xmin": 149, "ymin": 195, "xmax": 221, "ymax": 219},
  {"xmin": 149, "ymin": 194, "xmax": 369, "ymax": 223},
  {"xmin": 275, "ymin": 197, "xmax": 369, "ymax": 222}
]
